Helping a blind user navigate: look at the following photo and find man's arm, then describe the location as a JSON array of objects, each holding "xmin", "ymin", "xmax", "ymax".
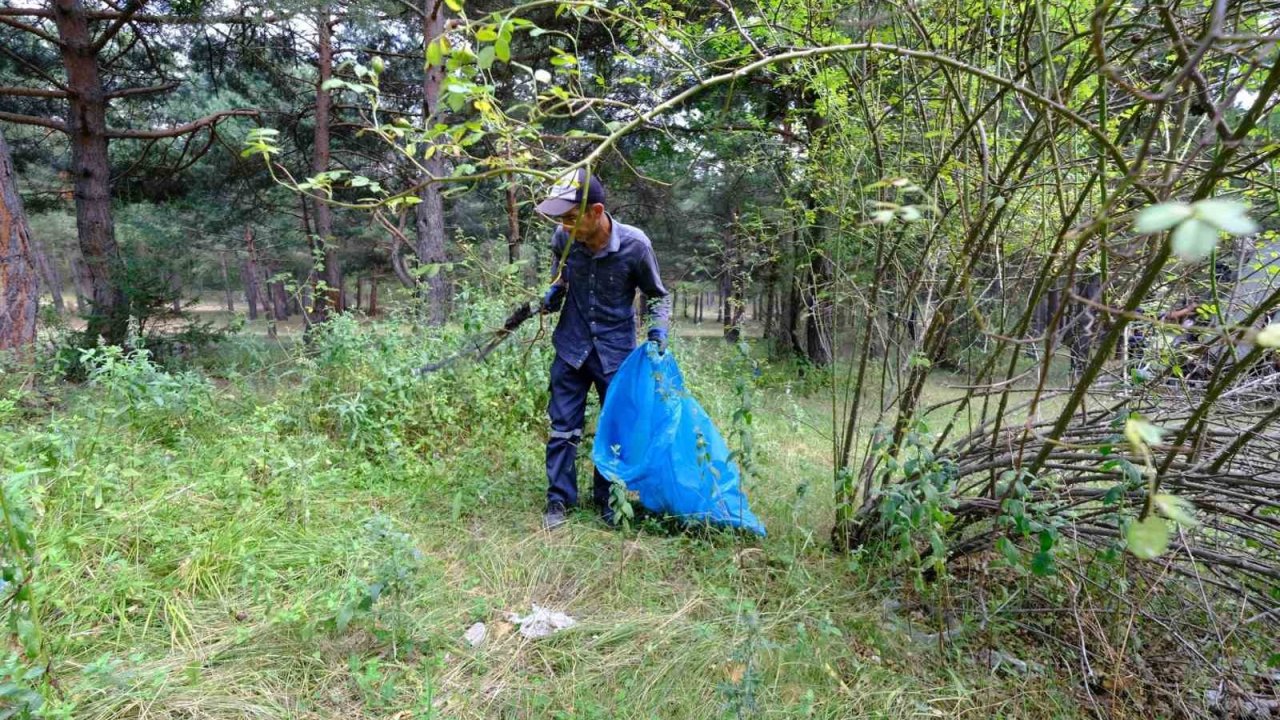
[
  {"xmin": 542, "ymin": 229, "xmax": 568, "ymax": 314},
  {"xmin": 636, "ymin": 242, "xmax": 671, "ymax": 334}
]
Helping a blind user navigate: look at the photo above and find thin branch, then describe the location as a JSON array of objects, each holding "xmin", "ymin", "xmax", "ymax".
[
  {"xmin": 0, "ymin": 7, "xmax": 281, "ymax": 24},
  {"xmin": 0, "ymin": 15, "xmax": 61, "ymax": 45},
  {"xmin": 578, "ymin": 41, "xmax": 1139, "ymax": 195},
  {"xmin": 0, "ymin": 86, "xmax": 69, "ymax": 99},
  {"xmin": 0, "ymin": 111, "xmax": 68, "ymax": 133},
  {"xmin": 104, "ymin": 81, "xmax": 179, "ymax": 100},
  {"xmin": 103, "ymin": 108, "xmax": 257, "ymax": 139},
  {"xmin": 89, "ymin": 0, "xmax": 147, "ymax": 54},
  {"xmin": 0, "ymin": 45, "xmax": 70, "ymax": 92}
]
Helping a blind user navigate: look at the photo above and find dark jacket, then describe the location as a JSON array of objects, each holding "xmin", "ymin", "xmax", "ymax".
[{"xmin": 547, "ymin": 214, "xmax": 670, "ymax": 374}]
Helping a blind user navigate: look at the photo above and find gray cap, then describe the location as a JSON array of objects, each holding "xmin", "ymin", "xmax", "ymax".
[{"xmin": 535, "ymin": 168, "xmax": 606, "ymax": 216}]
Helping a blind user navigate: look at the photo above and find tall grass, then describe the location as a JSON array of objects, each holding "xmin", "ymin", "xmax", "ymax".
[{"xmin": 1, "ymin": 299, "xmax": 1094, "ymax": 718}]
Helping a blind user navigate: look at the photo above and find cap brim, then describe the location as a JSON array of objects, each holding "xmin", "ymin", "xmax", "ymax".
[{"xmin": 535, "ymin": 197, "xmax": 579, "ymax": 217}]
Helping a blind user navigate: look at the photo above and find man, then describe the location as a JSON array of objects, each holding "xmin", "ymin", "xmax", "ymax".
[{"xmin": 534, "ymin": 168, "xmax": 670, "ymax": 530}]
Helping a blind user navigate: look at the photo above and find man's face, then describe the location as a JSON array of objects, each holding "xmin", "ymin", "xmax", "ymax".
[{"xmin": 557, "ymin": 203, "xmax": 604, "ymax": 241}]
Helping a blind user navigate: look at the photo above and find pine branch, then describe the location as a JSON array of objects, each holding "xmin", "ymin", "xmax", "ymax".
[
  {"xmin": 0, "ymin": 87, "xmax": 69, "ymax": 99},
  {"xmin": 104, "ymin": 81, "xmax": 179, "ymax": 100},
  {"xmin": 103, "ymin": 108, "xmax": 257, "ymax": 139},
  {"xmin": 89, "ymin": 0, "xmax": 147, "ymax": 54},
  {"xmin": 0, "ymin": 111, "xmax": 68, "ymax": 133},
  {"xmin": 0, "ymin": 15, "xmax": 61, "ymax": 46}
]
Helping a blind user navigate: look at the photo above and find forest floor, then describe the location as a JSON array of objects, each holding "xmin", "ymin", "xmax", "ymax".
[{"xmin": 4, "ymin": 301, "xmax": 1102, "ymax": 719}]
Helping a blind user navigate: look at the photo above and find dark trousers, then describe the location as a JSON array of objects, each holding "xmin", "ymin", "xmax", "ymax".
[{"xmin": 546, "ymin": 351, "xmax": 614, "ymax": 512}]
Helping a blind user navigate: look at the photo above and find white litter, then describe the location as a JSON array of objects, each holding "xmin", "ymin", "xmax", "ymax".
[
  {"xmin": 463, "ymin": 622, "xmax": 487, "ymax": 647},
  {"xmin": 506, "ymin": 604, "xmax": 577, "ymax": 639}
]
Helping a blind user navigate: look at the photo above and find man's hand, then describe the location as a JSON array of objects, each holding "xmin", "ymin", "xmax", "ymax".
[
  {"xmin": 540, "ymin": 284, "xmax": 565, "ymax": 314},
  {"xmin": 647, "ymin": 327, "xmax": 668, "ymax": 356}
]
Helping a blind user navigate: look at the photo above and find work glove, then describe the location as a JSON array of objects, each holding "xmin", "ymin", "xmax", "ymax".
[
  {"xmin": 647, "ymin": 327, "xmax": 668, "ymax": 356},
  {"xmin": 539, "ymin": 284, "xmax": 565, "ymax": 314}
]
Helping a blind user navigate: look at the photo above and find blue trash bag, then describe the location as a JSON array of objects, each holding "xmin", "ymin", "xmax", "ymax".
[{"xmin": 592, "ymin": 344, "xmax": 766, "ymax": 536}]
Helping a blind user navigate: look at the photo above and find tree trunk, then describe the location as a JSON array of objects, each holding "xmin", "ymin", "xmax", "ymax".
[
  {"xmin": 803, "ymin": 205, "xmax": 834, "ymax": 367},
  {"xmin": 506, "ymin": 180, "xmax": 521, "ymax": 264},
  {"xmin": 53, "ymin": 0, "xmax": 127, "ymax": 344},
  {"xmin": 170, "ymin": 269, "xmax": 182, "ymax": 312},
  {"xmin": 30, "ymin": 235, "xmax": 64, "ymax": 316},
  {"xmin": 0, "ymin": 128, "xmax": 39, "ymax": 349},
  {"xmin": 241, "ymin": 260, "xmax": 259, "ymax": 320},
  {"xmin": 259, "ymin": 268, "xmax": 277, "ymax": 338},
  {"xmin": 722, "ymin": 213, "xmax": 744, "ymax": 343},
  {"xmin": 310, "ymin": 9, "xmax": 341, "ymax": 320},
  {"xmin": 241, "ymin": 226, "xmax": 260, "ymax": 320},
  {"xmin": 258, "ymin": 270, "xmax": 274, "ymax": 322},
  {"xmin": 219, "ymin": 251, "xmax": 235, "ymax": 312},
  {"xmin": 802, "ymin": 109, "xmax": 833, "ymax": 366},
  {"xmin": 805, "ymin": 251, "xmax": 834, "ymax": 367},
  {"xmin": 271, "ymin": 279, "xmax": 289, "ymax": 320},
  {"xmin": 71, "ymin": 255, "xmax": 90, "ymax": 314},
  {"xmin": 390, "ymin": 241, "xmax": 415, "ymax": 288},
  {"xmin": 763, "ymin": 258, "xmax": 778, "ymax": 340},
  {"xmin": 784, "ymin": 253, "xmax": 804, "ymax": 356},
  {"xmin": 415, "ymin": 0, "xmax": 450, "ymax": 326},
  {"xmin": 299, "ymin": 277, "xmax": 314, "ymax": 325},
  {"xmin": 368, "ymin": 274, "xmax": 379, "ymax": 316}
]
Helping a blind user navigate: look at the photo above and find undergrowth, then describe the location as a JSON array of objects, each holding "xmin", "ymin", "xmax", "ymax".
[{"xmin": 0, "ymin": 292, "xmax": 1257, "ymax": 719}]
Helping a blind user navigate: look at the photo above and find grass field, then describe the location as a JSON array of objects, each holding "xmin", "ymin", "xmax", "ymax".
[{"xmin": 0, "ymin": 301, "xmax": 1095, "ymax": 719}]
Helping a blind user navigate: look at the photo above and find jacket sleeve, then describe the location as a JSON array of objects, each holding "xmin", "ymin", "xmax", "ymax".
[
  {"xmin": 546, "ymin": 229, "xmax": 568, "ymax": 312},
  {"xmin": 636, "ymin": 242, "xmax": 671, "ymax": 331}
]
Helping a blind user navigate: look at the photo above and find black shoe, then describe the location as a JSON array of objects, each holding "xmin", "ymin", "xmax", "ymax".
[{"xmin": 542, "ymin": 504, "xmax": 569, "ymax": 531}]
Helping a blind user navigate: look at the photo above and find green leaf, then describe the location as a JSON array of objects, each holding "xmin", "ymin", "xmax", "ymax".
[
  {"xmin": 1126, "ymin": 516, "xmax": 1170, "ymax": 559},
  {"xmin": 320, "ymin": 78, "xmax": 346, "ymax": 91},
  {"xmin": 476, "ymin": 27, "xmax": 498, "ymax": 42},
  {"xmin": 335, "ymin": 602, "xmax": 355, "ymax": 632},
  {"xmin": 426, "ymin": 39, "xmax": 443, "ymax": 67},
  {"xmin": 1154, "ymin": 494, "xmax": 1196, "ymax": 527},
  {"xmin": 1103, "ymin": 483, "xmax": 1125, "ymax": 505},
  {"xmin": 1192, "ymin": 199, "xmax": 1258, "ymax": 235},
  {"xmin": 1123, "ymin": 416, "xmax": 1163, "ymax": 451},
  {"xmin": 1134, "ymin": 202, "xmax": 1193, "ymax": 233},
  {"xmin": 996, "ymin": 537, "xmax": 1021, "ymax": 567},
  {"xmin": 16, "ymin": 618, "xmax": 39, "ymax": 658},
  {"xmin": 1030, "ymin": 551, "xmax": 1055, "ymax": 576},
  {"xmin": 928, "ymin": 530, "xmax": 945, "ymax": 561},
  {"xmin": 1170, "ymin": 218, "xmax": 1220, "ymax": 262},
  {"xmin": 1257, "ymin": 324, "xmax": 1280, "ymax": 349},
  {"xmin": 477, "ymin": 45, "xmax": 496, "ymax": 70},
  {"xmin": 494, "ymin": 35, "xmax": 511, "ymax": 62},
  {"xmin": 444, "ymin": 0, "xmax": 463, "ymax": 11}
]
